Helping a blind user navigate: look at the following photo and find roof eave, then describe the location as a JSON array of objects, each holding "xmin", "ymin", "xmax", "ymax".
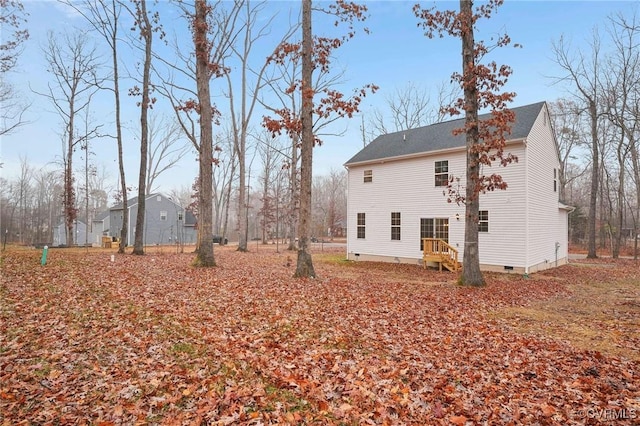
[{"xmin": 345, "ymin": 137, "xmax": 526, "ymax": 168}]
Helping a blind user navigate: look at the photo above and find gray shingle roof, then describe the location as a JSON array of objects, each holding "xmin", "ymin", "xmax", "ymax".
[{"xmin": 345, "ymin": 102, "xmax": 546, "ymax": 166}]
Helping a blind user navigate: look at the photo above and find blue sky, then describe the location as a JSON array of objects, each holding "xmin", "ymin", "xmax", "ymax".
[{"xmin": 1, "ymin": 0, "xmax": 637, "ymax": 197}]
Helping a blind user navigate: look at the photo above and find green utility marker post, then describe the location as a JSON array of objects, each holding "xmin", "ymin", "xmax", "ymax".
[{"xmin": 41, "ymin": 245, "xmax": 48, "ymax": 266}]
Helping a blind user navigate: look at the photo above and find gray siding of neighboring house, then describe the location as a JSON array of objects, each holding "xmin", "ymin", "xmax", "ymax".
[
  {"xmin": 108, "ymin": 194, "xmax": 196, "ymax": 246},
  {"xmin": 53, "ymin": 220, "xmax": 88, "ymax": 246},
  {"xmin": 89, "ymin": 211, "xmax": 111, "ymax": 246}
]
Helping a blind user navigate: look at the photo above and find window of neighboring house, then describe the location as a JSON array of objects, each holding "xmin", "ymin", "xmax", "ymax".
[
  {"xmin": 357, "ymin": 213, "xmax": 366, "ymax": 239},
  {"xmin": 478, "ymin": 210, "xmax": 489, "ymax": 232},
  {"xmin": 364, "ymin": 169, "xmax": 373, "ymax": 183},
  {"xmin": 553, "ymin": 168, "xmax": 557, "ymax": 193},
  {"xmin": 157, "ymin": 195, "xmax": 162, "ymax": 202},
  {"xmin": 420, "ymin": 218, "xmax": 449, "ymax": 250},
  {"xmin": 178, "ymin": 212, "xmax": 183, "ymax": 221},
  {"xmin": 435, "ymin": 160, "xmax": 449, "ymax": 187},
  {"xmin": 391, "ymin": 212, "xmax": 401, "ymax": 240},
  {"xmin": 160, "ymin": 211, "xmax": 167, "ymax": 221}
]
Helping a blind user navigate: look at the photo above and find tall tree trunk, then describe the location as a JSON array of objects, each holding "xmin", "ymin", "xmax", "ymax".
[
  {"xmin": 132, "ymin": 0, "xmax": 152, "ymax": 255},
  {"xmin": 587, "ymin": 99, "xmax": 599, "ymax": 258},
  {"xmin": 65, "ymin": 120, "xmax": 76, "ymax": 247},
  {"xmin": 613, "ymin": 148, "xmax": 625, "ymax": 258},
  {"xmin": 288, "ymin": 141, "xmax": 298, "ymax": 251},
  {"xmin": 460, "ymin": 0, "xmax": 484, "ymax": 286},
  {"xmin": 237, "ymin": 156, "xmax": 247, "ymax": 251},
  {"xmin": 631, "ymin": 143, "xmax": 640, "ymax": 259},
  {"xmin": 193, "ymin": 0, "xmax": 215, "ymax": 266},
  {"xmin": 294, "ymin": 0, "xmax": 315, "ymax": 278},
  {"xmin": 113, "ymin": 0, "xmax": 128, "ymax": 253}
]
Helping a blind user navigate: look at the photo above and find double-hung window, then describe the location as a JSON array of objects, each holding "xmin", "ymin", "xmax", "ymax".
[
  {"xmin": 391, "ymin": 212, "xmax": 401, "ymax": 240},
  {"xmin": 478, "ymin": 210, "xmax": 489, "ymax": 232},
  {"xmin": 357, "ymin": 213, "xmax": 366, "ymax": 239},
  {"xmin": 435, "ymin": 160, "xmax": 449, "ymax": 187}
]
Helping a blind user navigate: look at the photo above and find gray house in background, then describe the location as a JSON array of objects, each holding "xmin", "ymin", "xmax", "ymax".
[
  {"xmin": 109, "ymin": 193, "xmax": 197, "ymax": 246},
  {"xmin": 88, "ymin": 209, "xmax": 111, "ymax": 246},
  {"xmin": 53, "ymin": 220, "xmax": 88, "ymax": 246}
]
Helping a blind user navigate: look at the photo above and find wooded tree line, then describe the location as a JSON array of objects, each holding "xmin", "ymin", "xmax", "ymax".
[
  {"xmin": 2, "ymin": 0, "xmax": 637, "ymax": 280},
  {"xmin": 549, "ymin": 11, "xmax": 640, "ymax": 259},
  {"xmin": 1, "ymin": 0, "xmax": 367, "ymax": 276}
]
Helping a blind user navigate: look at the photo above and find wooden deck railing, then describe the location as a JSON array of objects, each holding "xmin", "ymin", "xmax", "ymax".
[{"xmin": 422, "ymin": 238, "xmax": 460, "ymax": 271}]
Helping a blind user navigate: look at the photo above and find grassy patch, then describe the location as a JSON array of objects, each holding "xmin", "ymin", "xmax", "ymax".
[
  {"xmin": 492, "ymin": 277, "xmax": 640, "ymax": 360},
  {"xmin": 171, "ymin": 341, "xmax": 197, "ymax": 356}
]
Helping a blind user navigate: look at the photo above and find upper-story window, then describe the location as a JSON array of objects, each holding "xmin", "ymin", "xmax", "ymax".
[
  {"xmin": 160, "ymin": 210, "xmax": 167, "ymax": 221},
  {"xmin": 435, "ymin": 160, "xmax": 449, "ymax": 187},
  {"xmin": 553, "ymin": 168, "xmax": 558, "ymax": 193},
  {"xmin": 364, "ymin": 169, "xmax": 373, "ymax": 183}
]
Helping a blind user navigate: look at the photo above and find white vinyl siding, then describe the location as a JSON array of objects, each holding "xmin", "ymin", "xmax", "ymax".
[
  {"xmin": 476, "ymin": 144, "xmax": 527, "ymax": 267},
  {"xmin": 391, "ymin": 212, "xmax": 401, "ymax": 240},
  {"xmin": 347, "ymin": 153, "xmax": 465, "ymax": 261},
  {"xmin": 346, "ymin": 103, "xmax": 568, "ymax": 271},
  {"xmin": 524, "ymin": 105, "xmax": 567, "ymax": 268}
]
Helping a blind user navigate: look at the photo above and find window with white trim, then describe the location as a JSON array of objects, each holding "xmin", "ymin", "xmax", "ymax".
[
  {"xmin": 160, "ymin": 210, "xmax": 167, "ymax": 221},
  {"xmin": 391, "ymin": 212, "xmax": 401, "ymax": 240},
  {"xmin": 435, "ymin": 160, "xmax": 449, "ymax": 187},
  {"xmin": 357, "ymin": 213, "xmax": 366, "ymax": 239},
  {"xmin": 478, "ymin": 210, "xmax": 489, "ymax": 233}
]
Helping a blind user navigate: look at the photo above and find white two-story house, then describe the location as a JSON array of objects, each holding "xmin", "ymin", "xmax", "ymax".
[{"xmin": 344, "ymin": 101, "xmax": 572, "ymax": 274}]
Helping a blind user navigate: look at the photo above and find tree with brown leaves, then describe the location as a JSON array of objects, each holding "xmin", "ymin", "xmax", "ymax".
[
  {"xmin": 414, "ymin": 0, "xmax": 519, "ymax": 286},
  {"xmin": 264, "ymin": 0, "xmax": 377, "ymax": 278}
]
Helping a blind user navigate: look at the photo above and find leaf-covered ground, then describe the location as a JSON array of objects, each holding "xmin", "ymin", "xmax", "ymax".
[{"xmin": 1, "ymin": 247, "xmax": 638, "ymax": 425}]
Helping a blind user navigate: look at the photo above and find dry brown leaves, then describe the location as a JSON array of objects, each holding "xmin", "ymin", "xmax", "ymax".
[{"xmin": 1, "ymin": 247, "xmax": 638, "ymax": 425}]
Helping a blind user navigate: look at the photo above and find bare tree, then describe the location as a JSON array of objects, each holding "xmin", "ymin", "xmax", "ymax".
[
  {"xmin": 146, "ymin": 115, "xmax": 190, "ymax": 194},
  {"xmin": 257, "ymin": 132, "xmax": 284, "ymax": 244},
  {"xmin": 548, "ymin": 99, "xmax": 589, "ymax": 201},
  {"xmin": 62, "ymin": 0, "xmax": 129, "ymax": 253},
  {"xmin": 367, "ymin": 81, "xmax": 456, "ymax": 140},
  {"xmin": 0, "ymin": 0, "xmax": 30, "ymax": 136},
  {"xmin": 551, "ymin": 32, "xmax": 603, "ymax": 258},
  {"xmin": 213, "ymin": 129, "xmax": 238, "ymax": 239},
  {"xmin": 34, "ymin": 168, "xmax": 63, "ymax": 244},
  {"xmin": 224, "ymin": 1, "xmax": 297, "ymax": 252},
  {"xmin": 311, "ymin": 168, "xmax": 346, "ymax": 241},
  {"xmin": 128, "ymin": 0, "xmax": 157, "ymax": 255},
  {"xmin": 38, "ymin": 30, "xmax": 103, "ymax": 247},
  {"xmin": 601, "ymin": 11, "xmax": 640, "ymax": 258}
]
